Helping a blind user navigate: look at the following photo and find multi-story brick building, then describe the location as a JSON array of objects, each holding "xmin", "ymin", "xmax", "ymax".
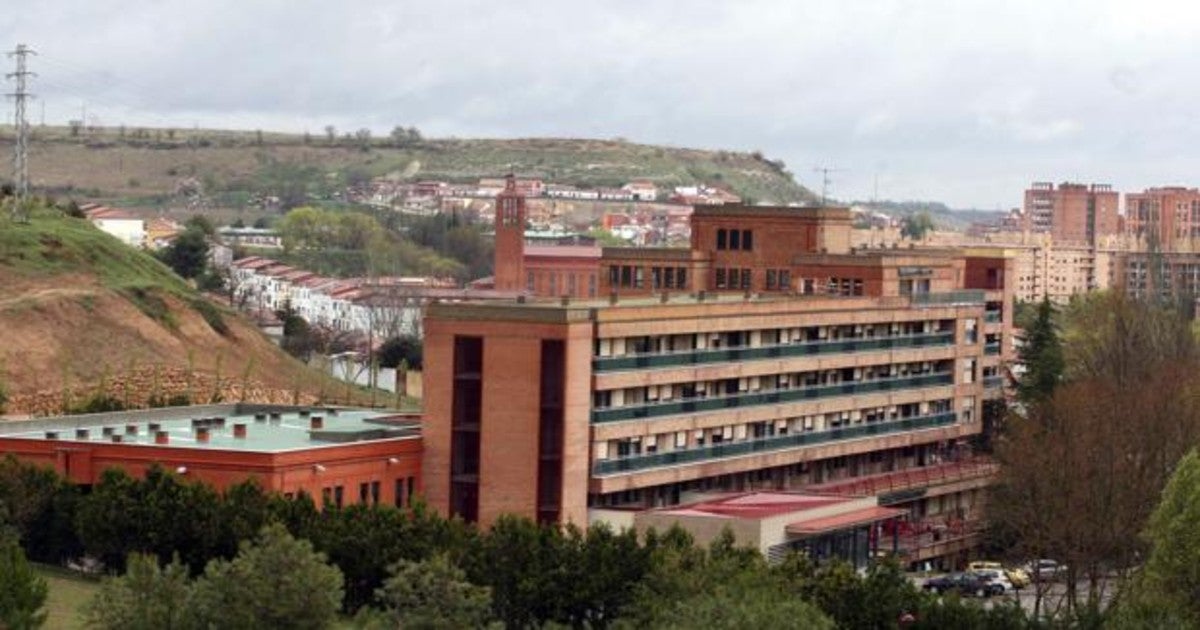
[
  {"xmin": 426, "ymin": 201, "xmax": 1013, "ymax": 568},
  {"xmin": 1124, "ymin": 186, "xmax": 1200, "ymax": 252},
  {"xmin": 1022, "ymin": 182, "xmax": 1118, "ymax": 245}
]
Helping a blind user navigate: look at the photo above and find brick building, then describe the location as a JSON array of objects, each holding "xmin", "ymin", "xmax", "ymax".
[
  {"xmin": 1022, "ymin": 182, "xmax": 1118, "ymax": 245},
  {"xmin": 426, "ymin": 202, "xmax": 1013, "ymax": 568},
  {"xmin": 1124, "ymin": 186, "xmax": 1200, "ymax": 252},
  {"xmin": 0, "ymin": 404, "xmax": 422, "ymax": 508}
]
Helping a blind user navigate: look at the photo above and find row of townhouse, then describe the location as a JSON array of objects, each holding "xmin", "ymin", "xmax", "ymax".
[{"xmin": 230, "ymin": 257, "xmax": 513, "ymax": 340}]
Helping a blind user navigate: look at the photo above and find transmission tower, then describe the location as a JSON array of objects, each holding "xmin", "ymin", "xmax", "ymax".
[
  {"xmin": 6, "ymin": 43, "xmax": 36, "ymax": 221},
  {"xmin": 811, "ymin": 166, "xmax": 844, "ymax": 206}
]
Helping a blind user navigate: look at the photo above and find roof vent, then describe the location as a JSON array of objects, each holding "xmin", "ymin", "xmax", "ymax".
[
  {"xmin": 102, "ymin": 427, "xmax": 115, "ymax": 437},
  {"xmin": 75, "ymin": 428, "xmax": 90, "ymax": 440},
  {"xmin": 310, "ymin": 416, "xmax": 324, "ymax": 430},
  {"xmin": 44, "ymin": 431, "xmax": 59, "ymax": 440},
  {"xmin": 125, "ymin": 424, "xmax": 139, "ymax": 435}
]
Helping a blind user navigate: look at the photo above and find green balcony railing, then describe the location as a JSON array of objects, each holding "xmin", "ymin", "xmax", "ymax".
[
  {"xmin": 593, "ymin": 412, "xmax": 958, "ymax": 475},
  {"xmin": 590, "ymin": 372, "xmax": 956, "ymax": 423},
  {"xmin": 984, "ymin": 342, "xmax": 1000, "ymax": 355},
  {"xmin": 983, "ymin": 376, "xmax": 1003, "ymax": 389},
  {"xmin": 593, "ymin": 332, "xmax": 955, "ymax": 372},
  {"xmin": 984, "ymin": 312, "xmax": 1002, "ymax": 323},
  {"xmin": 910, "ymin": 290, "xmax": 986, "ymax": 306}
]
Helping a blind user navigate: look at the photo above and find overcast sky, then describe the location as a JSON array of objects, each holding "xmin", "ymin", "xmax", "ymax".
[{"xmin": 5, "ymin": 0, "xmax": 1200, "ymax": 208}]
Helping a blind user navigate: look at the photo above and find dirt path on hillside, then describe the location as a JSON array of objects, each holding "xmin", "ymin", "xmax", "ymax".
[{"xmin": 0, "ymin": 287, "xmax": 97, "ymax": 310}]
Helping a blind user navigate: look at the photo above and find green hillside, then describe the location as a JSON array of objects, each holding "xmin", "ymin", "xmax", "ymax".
[{"xmin": 0, "ymin": 126, "xmax": 815, "ymax": 212}]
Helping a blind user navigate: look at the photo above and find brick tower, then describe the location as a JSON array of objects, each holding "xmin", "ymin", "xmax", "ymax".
[{"xmin": 493, "ymin": 174, "xmax": 527, "ymax": 292}]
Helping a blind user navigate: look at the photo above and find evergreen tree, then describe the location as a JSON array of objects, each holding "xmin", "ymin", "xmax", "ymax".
[
  {"xmin": 375, "ymin": 554, "xmax": 493, "ymax": 629},
  {"xmin": 0, "ymin": 536, "xmax": 48, "ymax": 630},
  {"xmin": 1016, "ymin": 297, "xmax": 1064, "ymax": 405},
  {"xmin": 83, "ymin": 553, "xmax": 191, "ymax": 630}
]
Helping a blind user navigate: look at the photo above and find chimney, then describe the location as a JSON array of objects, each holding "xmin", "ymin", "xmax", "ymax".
[
  {"xmin": 233, "ymin": 423, "xmax": 247, "ymax": 439},
  {"xmin": 310, "ymin": 416, "xmax": 324, "ymax": 430},
  {"xmin": 268, "ymin": 412, "xmax": 282, "ymax": 423},
  {"xmin": 254, "ymin": 412, "xmax": 267, "ymax": 422},
  {"xmin": 516, "ymin": 294, "xmax": 527, "ymax": 304},
  {"xmin": 195, "ymin": 427, "xmax": 210, "ymax": 443},
  {"xmin": 155, "ymin": 431, "xmax": 170, "ymax": 445},
  {"xmin": 299, "ymin": 409, "xmax": 311, "ymax": 418},
  {"xmin": 75, "ymin": 428, "xmax": 90, "ymax": 439}
]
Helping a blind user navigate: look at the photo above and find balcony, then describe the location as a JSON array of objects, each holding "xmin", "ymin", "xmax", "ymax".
[
  {"xmin": 590, "ymin": 372, "xmax": 956, "ymax": 423},
  {"xmin": 909, "ymin": 290, "xmax": 986, "ymax": 307},
  {"xmin": 983, "ymin": 312, "xmax": 1001, "ymax": 323},
  {"xmin": 984, "ymin": 342, "xmax": 1000, "ymax": 355},
  {"xmin": 592, "ymin": 412, "xmax": 958, "ymax": 475},
  {"xmin": 593, "ymin": 332, "xmax": 955, "ymax": 372},
  {"xmin": 983, "ymin": 376, "xmax": 1003, "ymax": 390}
]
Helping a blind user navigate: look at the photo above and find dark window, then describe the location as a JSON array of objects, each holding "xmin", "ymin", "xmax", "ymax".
[
  {"xmin": 620, "ymin": 266, "xmax": 633, "ymax": 287},
  {"xmin": 407, "ymin": 477, "xmax": 415, "ymax": 505},
  {"xmin": 780, "ymin": 270, "xmax": 791, "ymax": 290},
  {"xmin": 664, "ymin": 267, "xmax": 675, "ymax": 289},
  {"xmin": 715, "ymin": 268, "xmax": 726, "ymax": 289},
  {"xmin": 741, "ymin": 269, "xmax": 752, "ymax": 289},
  {"xmin": 677, "ymin": 268, "xmax": 687, "ymax": 288},
  {"xmin": 634, "ymin": 267, "xmax": 644, "ymax": 288},
  {"xmin": 730, "ymin": 229, "xmax": 741, "ymax": 250},
  {"xmin": 371, "ymin": 481, "xmax": 380, "ymax": 505},
  {"xmin": 742, "ymin": 230, "xmax": 753, "ymax": 250},
  {"xmin": 717, "ymin": 229, "xmax": 727, "ymax": 250},
  {"xmin": 334, "ymin": 486, "xmax": 344, "ymax": 509},
  {"xmin": 395, "ymin": 478, "xmax": 406, "ymax": 507},
  {"xmin": 766, "ymin": 269, "xmax": 777, "ymax": 289},
  {"xmin": 608, "ymin": 265, "xmax": 619, "ymax": 287},
  {"xmin": 450, "ymin": 336, "xmax": 483, "ymax": 522},
  {"xmin": 359, "ymin": 482, "xmax": 369, "ymax": 504},
  {"xmin": 538, "ymin": 340, "xmax": 565, "ymax": 524}
]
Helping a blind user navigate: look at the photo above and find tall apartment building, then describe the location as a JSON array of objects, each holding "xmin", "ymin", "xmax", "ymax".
[
  {"xmin": 1022, "ymin": 182, "xmax": 1118, "ymax": 245},
  {"xmin": 427, "ymin": 198, "xmax": 1013, "ymax": 568},
  {"xmin": 1124, "ymin": 187, "xmax": 1200, "ymax": 252}
]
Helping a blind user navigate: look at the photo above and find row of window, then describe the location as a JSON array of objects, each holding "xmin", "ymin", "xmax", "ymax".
[
  {"xmin": 715, "ymin": 267, "xmax": 752, "ymax": 290},
  {"xmin": 308, "ymin": 476, "xmax": 417, "ymax": 509},
  {"xmin": 528, "ymin": 271, "xmax": 598, "ymax": 296},
  {"xmin": 716, "ymin": 228, "xmax": 753, "ymax": 251},
  {"xmin": 596, "ymin": 320, "xmax": 953, "ymax": 357},
  {"xmin": 601, "ymin": 399, "xmax": 953, "ymax": 459}
]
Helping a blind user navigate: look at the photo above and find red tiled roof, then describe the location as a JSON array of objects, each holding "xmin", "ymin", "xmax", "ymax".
[{"xmin": 785, "ymin": 506, "xmax": 906, "ymax": 536}]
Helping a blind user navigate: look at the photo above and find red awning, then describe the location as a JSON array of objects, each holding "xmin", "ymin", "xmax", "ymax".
[{"xmin": 785, "ymin": 506, "xmax": 907, "ymax": 536}]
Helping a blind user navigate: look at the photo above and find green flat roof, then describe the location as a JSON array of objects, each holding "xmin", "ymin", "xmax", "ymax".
[{"xmin": 0, "ymin": 405, "xmax": 420, "ymax": 453}]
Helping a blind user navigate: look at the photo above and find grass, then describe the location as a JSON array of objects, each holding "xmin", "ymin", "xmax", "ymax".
[
  {"xmin": 34, "ymin": 564, "xmax": 100, "ymax": 630},
  {"xmin": 3, "ymin": 127, "xmax": 815, "ymax": 207},
  {"xmin": 0, "ymin": 207, "xmax": 191, "ymax": 295}
]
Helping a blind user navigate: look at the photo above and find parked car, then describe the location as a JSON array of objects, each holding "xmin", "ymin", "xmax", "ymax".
[
  {"xmin": 970, "ymin": 569, "xmax": 1014, "ymax": 593},
  {"xmin": 1023, "ymin": 559, "xmax": 1067, "ymax": 581},
  {"xmin": 922, "ymin": 572, "xmax": 1004, "ymax": 597},
  {"xmin": 968, "ymin": 560, "xmax": 1030, "ymax": 589}
]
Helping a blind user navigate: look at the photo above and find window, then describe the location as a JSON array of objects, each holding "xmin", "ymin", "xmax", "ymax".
[
  {"xmin": 717, "ymin": 229, "xmax": 727, "ymax": 250},
  {"xmin": 664, "ymin": 267, "xmax": 675, "ymax": 289},
  {"xmin": 395, "ymin": 478, "xmax": 406, "ymax": 508},
  {"xmin": 359, "ymin": 482, "xmax": 369, "ymax": 504},
  {"xmin": 549, "ymin": 273, "xmax": 557, "ymax": 295},
  {"xmin": 716, "ymin": 268, "xmax": 727, "ymax": 289},
  {"xmin": 527, "ymin": 271, "xmax": 535, "ymax": 292},
  {"xmin": 740, "ymin": 268, "xmax": 751, "ymax": 289},
  {"xmin": 371, "ymin": 481, "xmax": 381, "ymax": 505},
  {"xmin": 568, "ymin": 273, "xmax": 576, "ymax": 295},
  {"xmin": 334, "ymin": 486, "xmax": 344, "ymax": 509},
  {"xmin": 634, "ymin": 267, "xmax": 645, "ymax": 288},
  {"xmin": 730, "ymin": 229, "xmax": 741, "ymax": 250},
  {"xmin": 779, "ymin": 270, "xmax": 791, "ymax": 290},
  {"xmin": 677, "ymin": 268, "xmax": 687, "ymax": 288},
  {"xmin": 742, "ymin": 230, "xmax": 753, "ymax": 250},
  {"xmin": 589, "ymin": 273, "xmax": 597, "ymax": 297},
  {"xmin": 766, "ymin": 269, "xmax": 777, "ymax": 289},
  {"xmin": 620, "ymin": 266, "xmax": 632, "ymax": 287},
  {"xmin": 608, "ymin": 266, "xmax": 619, "ymax": 287},
  {"xmin": 652, "ymin": 267, "xmax": 662, "ymax": 289}
]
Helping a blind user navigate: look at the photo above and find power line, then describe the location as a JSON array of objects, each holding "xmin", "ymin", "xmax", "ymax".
[{"xmin": 6, "ymin": 43, "xmax": 36, "ymax": 221}]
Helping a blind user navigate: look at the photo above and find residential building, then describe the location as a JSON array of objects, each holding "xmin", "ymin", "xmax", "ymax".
[
  {"xmin": 217, "ymin": 226, "xmax": 283, "ymax": 249},
  {"xmin": 81, "ymin": 204, "xmax": 146, "ymax": 248},
  {"xmin": 0, "ymin": 404, "xmax": 422, "ymax": 507},
  {"xmin": 424, "ymin": 201, "xmax": 1013, "ymax": 569},
  {"xmin": 622, "ymin": 180, "xmax": 659, "ymax": 202},
  {"xmin": 1124, "ymin": 187, "xmax": 1200, "ymax": 252},
  {"xmin": 1022, "ymin": 182, "xmax": 1118, "ymax": 245}
]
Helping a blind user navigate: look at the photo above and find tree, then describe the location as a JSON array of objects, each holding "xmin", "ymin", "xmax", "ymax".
[
  {"xmin": 325, "ymin": 125, "xmax": 337, "ymax": 144},
  {"xmin": 900, "ymin": 211, "xmax": 935, "ymax": 240},
  {"xmin": 83, "ymin": 553, "xmax": 191, "ymax": 630},
  {"xmin": 1110, "ymin": 449, "xmax": 1200, "ymax": 627},
  {"xmin": 375, "ymin": 555, "xmax": 493, "ymax": 629},
  {"xmin": 159, "ymin": 227, "xmax": 211, "ymax": 279},
  {"xmin": 188, "ymin": 523, "xmax": 344, "ymax": 630},
  {"xmin": 1015, "ymin": 297, "xmax": 1063, "ymax": 406},
  {"xmin": 0, "ymin": 536, "xmax": 47, "ymax": 630},
  {"xmin": 378, "ymin": 336, "xmax": 422, "ymax": 370}
]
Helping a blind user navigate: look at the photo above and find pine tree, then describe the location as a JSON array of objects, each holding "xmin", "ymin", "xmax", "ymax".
[
  {"xmin": 0, "ymin": 537, "xmax": 48, "ymax": 630},
  {"xmin": 1016, "ymin": 297, "xmax": 1064, "ymax": 405}
]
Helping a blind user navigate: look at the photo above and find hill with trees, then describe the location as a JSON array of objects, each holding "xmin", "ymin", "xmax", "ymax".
[{"xmin": 0, "ymin": 126, "xmax": 816, "ymax": 216}]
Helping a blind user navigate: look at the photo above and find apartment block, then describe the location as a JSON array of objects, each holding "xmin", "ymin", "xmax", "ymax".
[
  {"xmin": 1022, "ymin": 182, "xmax": 1118, "ymax": 245},
  {"xmin": 426, "ymin": 203, "xmax": 1013, "ymax": 568},
  {"xmin": 1124, "ymin": 187, "xmax": 1200, "ymax": 252}
]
